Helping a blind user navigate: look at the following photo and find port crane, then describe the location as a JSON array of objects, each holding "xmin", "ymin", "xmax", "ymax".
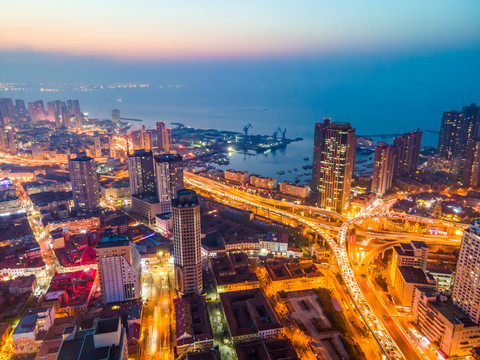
[
  {"xmin": 243, "ymin": 123, "xmax": 252, "ymax": 135},
  {"xmin": 282, "ymin": 128, "xmax": 287, "ymax": 139},
  {"xmin": 272, "ymin": 127, "xmax": 282, "ymax": 139}
]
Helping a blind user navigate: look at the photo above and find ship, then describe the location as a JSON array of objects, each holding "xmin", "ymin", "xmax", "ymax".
[
  {"xmin": 303, "ymin": 157, "xmax": 309, "ymax": 161},
  {"xmin": 277, "ymin": 171, "xmax": 285, "ymax": 175}
]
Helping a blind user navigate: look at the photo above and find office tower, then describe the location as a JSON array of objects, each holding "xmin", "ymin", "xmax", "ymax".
[
  {"xmin": 94, "ymin": 135, "xmax": 102, "ymax": 158},
  {"xmin": 453, "ymin": 220, "xmax": 480, "ymax": 323},
  {"xmin": 109, "ymin": 133, "xmax": 116, "ymax": 158},
  {"xmin": 173, "ymin": 189, "xmax": 202, "ymax": 295},
  {"xmin": 438, "ymin": 104, "xmax": 480, "ymax": 160},
  {"xmin": 139, "ymin": 125, "xmax": 146, "ymax": 150},
  {"xmin": 68, "ymin": 152, "xmax": 100, "ymax": 210},
  {"xmin": 0, "ymin": 98, "xmax": 14, "ymax": 124},
  {"xmin": 14, "ymin": 100, "xmax": 26, "ymax": 121},
  {"xmin": 0, "ymin": 127, "xmax": 6, "ymax": 151},
  {"xmin": 60, "ymin": 102, "xmax": 70, "ymax": 129},
  {"xmin": 145, "ymin": 131, "xmax": 153, "ymax": 152},
  {"xmin": 96, "ymin": 233, "xmax": 141, "ymax": 303},
  {"xmin": 28, "ymin": 100, "xmax": 46, "ymax": 122},
  {"xmin": 67, "ymin": 100, "xmax": 82, "ymax": 130},
  {"xmin": 6, "ymin": 128, "xmax": 17, "ymax": 154},
  {"xmin": 311, "ymin": 119, "xmax": 356, "ymax": 213},
  {"xmin": 111, "ymin": 109, "xmax": 120, "ymax": 125},
  {"xmin": 156, "ymin": 121, "xmax": 172, "ymax": 153},
  {"xmin": 465, "ymin": 139, "xmax": 480, "ymax": 187},
  {"xmin": 154, "ymin": 154, "xmax": 184, "ymax": 213},
  {"xmin": 127, "ymin": 149, "xmax": 155, "ymax": 195},
  {"xmin": 47, "ymin": 100, "xmax": 62, "ymax": 127},
  {"xmin": 393, "ymin": 129, "xmax": 422, "ymax": 176},
  {"xmin": 371, "ymin": 142, "xmax": 396, "ymax": 196}
]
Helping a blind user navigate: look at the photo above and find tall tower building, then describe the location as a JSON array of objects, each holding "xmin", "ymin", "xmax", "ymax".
[
  {"xmin": 6, "ymin": 128, "xmax": 17, "ymax": 154},
  {"xmin": 154, "ymin": 154, "xmax": 184, "ymax": 213},
  {"xmin": 111, "ymin": 109, "xmax": 120, "ymax": 125},
  {"xmin": 311, "ymin": 119, "xmax": 356, "ymax": 213},
  {"xmin": 14, "ymin": 100, "xmax": 27, "ymax": 121},
  {"xmin": 438, "ymin": 104, "xmax": 480, "ymax": 160},
  {"xmin": 145, "ymin": 131, "xmax": 153, "ymax": 152},
  {"xmin": 109, "ymin": 133, "xmax": 116, "ymax": 158},
  {"xmin": 0, "ymin": 98, "xmax": 14, "ymax": 123},
  {"xmin": 393, "ymin": 129, "xmax": 422, "ymax": 176},
  {"xmin": 67, "ymin": 100, "xmax": 82, "ymax": 130},
  {"xmin": 93, "ymin": 135, "xmax": 102, "ymax": 158},
  {"xmin": 68, "ymin": 152, "xmax": 100, "ymax": 210},
  {"xmin": 371, "ymin": 142, "xmax": 396, "ymax": 196},
  {"xmin": 28, "ymin": 100, "xmax": 46, "ymax": 122},
  {"xmin": 59, "ymin": 102, "xmax": 70, "ymax": 129},
  {"xmin": 96, "ymin": 233, "xmax": 141, "ymax": 303},
  {"xmin": 127, "ymin": 149, "xmax": 155, "ymax": 195},
  {"xmin": 453, "ymin": 220, "xmax": 480, "ymax": 323},
  {"xmin": 47, "ymin": 100, "xmax": 62, "ymax": 127},
  {"xmin": 465, "ymin": 138, "xmax": 480, "ymax": 187},
  {"xmin": 156, "ymin": 122, "xmax": 172, "ymax": 153},
  {"xmin": 139, "ymin": 125, "xmax": 146, "ymax": 150},
  {"xmin": 173, "ymin": 189, "xmax": 202, "ymax": 295}
]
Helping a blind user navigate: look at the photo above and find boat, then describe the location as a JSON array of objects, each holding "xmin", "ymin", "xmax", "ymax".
[
  {"xmin": 295, "ymin": 179, "xmax": 300, "ymax": 184},
  {"xmin": 288, "ymin": 170, "xmax": 292, "ymax": 173},
  {"xmin": 293, "ymin": 168, "xmax": 298, "ymax": 171},
  {"xmin": 277, "ymin": 171, "xmax": 285, "ymax": 175},
  {"xmin": 303, "ymin": 157, "xmax": 309, "ymax": 161}
]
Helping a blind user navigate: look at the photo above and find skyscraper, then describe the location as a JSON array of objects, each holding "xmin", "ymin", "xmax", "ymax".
[
  {"xmin": 127, "ymin": 149, "xmax": 155, "ymax": 195},
  {"xmin": 96, "ymin": 233, "xmax": 141, "ymax": 303},
  {"xmin": 156, "ymin": 121, "xmax": 172, "ymax": 153},
  {"xmin": 67, "ymin": 100, "xmax": 82, "ymax": 130},
  {"xmin": 154, "ymin": 154, "xmax": 184, "ymax": 213},
  {"xmin": 311, "ymin": 119, "xmax": 356, "ymax": 213},
  {"xmin": 393, "ymin": 129, "xmax": 422, "ymax": 176},
  {"xmin": 47, "ymin": 100, "xmax": 62, "ymax": 127},
  {"xmin": 173, "ymin": 189, "xmax": 202, "ymax": 295},
  {"xmin": 111, "ymin": 109, "xmax": 120, "ymax": 125},
  {"xmin": 28, "ymin": 100, "xmax": 46, "ymax": 122},
  {"xmin": 60, "ymin": 102, "xmax": 71, "ymax": 129},
  {"xmin": 465, "ymin": 139, "xmax": 480, "ymax": 187},
  {"xmin": 453, "ymin": 220, "xmax": 480, "ymax": 323},
  {"xmin": 68, "ymin": 152, "xmax": 100, "ymax": 210},
  {"xmin": 94, "ymin": 135, "xmax": 102, "ymax": 158},
  {"xmin": 14, "ymin": 99, "xmax": 27, "ymax": 121},
  {"xmin": 0, "ymin": 98, "xmax": 15, "ymax": 124},
  {"xmin": 371, "ymin": 142, "xmax": 396, "ymax": 196},
  {"xmin": 438, "ymin": 104, "xmax": 480, "ymax": 160},
  {"xmin": 109, "ymin": 133, "xmax": 116, "ymax": 158}
]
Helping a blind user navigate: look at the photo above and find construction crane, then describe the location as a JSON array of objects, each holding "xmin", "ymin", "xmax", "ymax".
[
  {"xmin": 425, "ymin": 129, "xmax": 440, "ymax": 134},
  {"xmin": 243, "ymin": 123, "xmax": 252, "ymax": 135},
  {"xmin": 282, "ymin": 128, "xmax": 287, "ymax": 139},
  {"xmin": 119, "ymin": 117, "xmax": 143, "ymax": 122},
  {"xmin": 272, "ymin": 127, "xmax": 282, "ymax": 139}
]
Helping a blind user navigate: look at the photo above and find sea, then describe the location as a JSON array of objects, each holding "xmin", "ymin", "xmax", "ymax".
[{"xmin": 5, "ymin": 86, "xmax": 441, "ymax": 184}]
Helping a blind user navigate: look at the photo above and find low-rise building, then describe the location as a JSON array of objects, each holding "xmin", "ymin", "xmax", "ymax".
[
  {"xmin": 258, "ymin": 232, "xmax": 288, "ymax": 255},
  {"xmin": 210, "ymin": 253, "xmax": 259, "ymax": 293},
  {"xmin": 175, "ymin": 296, "xmax": 214, "ymax": 354},
  {"xmin": 0, "ymin": 274, "xmax": 36, "ymax": 295},
  {"xmin": 46, "ymin": 215, "xmax": 100, "ymax": 235},
  {"xmin": 393, "ymin": 266, "xmax": 436, "ymax": 307},
  {"xmin": 0, "ymin": 214, "xmax": 35, "ymax": 246},
  {"xmin": 56, "ymin": 317, "xmax": 129, "ymax": 360},
  {"xmin": 224, "ymin": 169, "xmax": 249, "ymax": 184},
  {"xmin": 12, "ymin": 306, "xmax": 56, "ymax": 356},
  {"xmin": 265, "ymin": 260, "xmax": 324, "ymax": 292},
  {"xmin": 155, "ymin": 212, "xmax": 172, "ymax": 234},
  {"xmin": 131, "ymin": 193, "xmax": 163, "ymax": 225},
  {"xmin": 235, "ymin": 338, "xmax": 299, "ymax": 360},
  {"xmin": 426, "ymin": 264, "xmax": 454, "ymax": 291},
  {"xmin": 250, "ymin": 175, "xmax": 277, "ymax": 190},
  {"xmin": 279, "ymin": 181, "xmax": 309, "ymax": 199},
  {"xmin": 413, "ymin": 287, "xmax": 480, "ymax": 358},
  {"xmin": 390, "ymin": 241, "xmax": 429, "ymax": 284},
  {"xmin": 220, "ymin": 288, "xmax": 284, "ymax": 343}
]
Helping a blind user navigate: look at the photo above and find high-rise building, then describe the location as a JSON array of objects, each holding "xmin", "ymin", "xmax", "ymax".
[
  {"xmin": 139, "ymin": 125, "xmax": 146, "ymax": 150},
  {"xmin": 311, "ymin": 119, "xmax": 356, "ymax": 213},
  {"xmin": 47, "ymin": 100, "xmax": 62, "ymax": 127},
  {"xmin": 109, "ymin": 133, "xmax": 116, "ymax": 158},
  {"xmin": 154, "ymin": 154, "xmax": 184, "ymax": 213},
  {"xmin": 96, "ymin": 233, "xmax": 141, "ymax": 303},
  {"xmin": 145, "ymin": 131, "xmax": 153, "ymax": 152},
  {"xmin": 111, "ymin": 109, "xmax": 120, "ymax": 125},
  {"xmin": 465, "ymin": 139, "xmax": 480, "ymax": 187},
  {"xmin": 438, "ymin": 104, "xmax": 480, "ymax": 160},
  {"xmin": 127, "ymin": 149, "xmax": 155, "ymax": 195},
  {"xmin": 371, "ymin": 142, "xmax": 396, "ymax": 196},
  {"xmin": 14, "ymin": 100, "xmax": 27, "ymax": 121},
  {"xmin": 390, "ymin": 241, "xmax": 429, "ymax": 285},
  {"xmin": 0, "ymin": 127, "xmax": 6, "ymax": 151},
  {"xmin": 0, "ymin": 98, "xmax": 15, "ymax": 124},
  {"xmin": 67, "ymin": 100, "xmax": 82, "ymax": 130},
  {"xmin": 173, "ymin": 189, "xmax": 202, "ymax": 295},
  {"xmin": 28, "ymin": 100, "xmax": 46, "ymax": 122},
  {"xmin": 94, "ymin": 135, "xmax": 102, "ymax": 158},
  {"xmin": 393, "ymin": 129, "xmax": 422, "ymax": 176},
  {"xmin": 156, "ymin": 121, "xmax": 172, "ymax": 153},
  {"xmin": 60, "ymin": 102, "xmax": 70, "ymax": 129},
  {"xmin": 453, "ymin": 220, "xmax": 480, "ymax": 324},
  {"xmin": 6, "ymin": 128, "xmax": 17, "ymax": 154},
  {"xmin": 68, "ymin": 152, "xmax": 100, "ymax": 210}
]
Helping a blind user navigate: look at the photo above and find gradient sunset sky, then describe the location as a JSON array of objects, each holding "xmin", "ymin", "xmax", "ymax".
[{"xmin": 2, "ymin": 0, "xmax": 480, "ymax": 60}]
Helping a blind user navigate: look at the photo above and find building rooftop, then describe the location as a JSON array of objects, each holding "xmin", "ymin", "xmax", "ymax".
[
  {"xmin": 220, "ymin": 288, "xmax": 283, "ymax": 338},
  {"xmin": 266, "ymin": 260, "xmax": 322, "ymax": 282},
  {"xmin": 210, "ymin": 253, "xmax": 258, "ymax": 286},
  {"xmin": 96, "ymin": 233, "xmax": 130, "ymax": 248},
  {"xmin": 398, "ymin": 267, "xmax": 435, "ymax": 285},
  {"xmin": 235, "ymin": 338, "xmax": 299, "ymax": 360},
  {"xmin": 131, "ymin": 192, "xmax": 160, "ymax": 204},
  {"xmin": 154, "ymin": 153, "xmax": 182, "ymax": 163},
  {"xmin": 29, "ymin": 190, "xmax": 72, "ymax": 206},
  {"xmin": 175, "ymin": 296, "xmax": 213, "ymax": 347},
  {"xmin": 172, "ymin": 189, "xmax": 198, "ymax": 207}
]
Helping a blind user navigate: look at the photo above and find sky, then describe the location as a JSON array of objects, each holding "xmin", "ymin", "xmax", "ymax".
[{"xmin": 1, "ymin": 0, "xmax": 479, "ymax": 143}]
